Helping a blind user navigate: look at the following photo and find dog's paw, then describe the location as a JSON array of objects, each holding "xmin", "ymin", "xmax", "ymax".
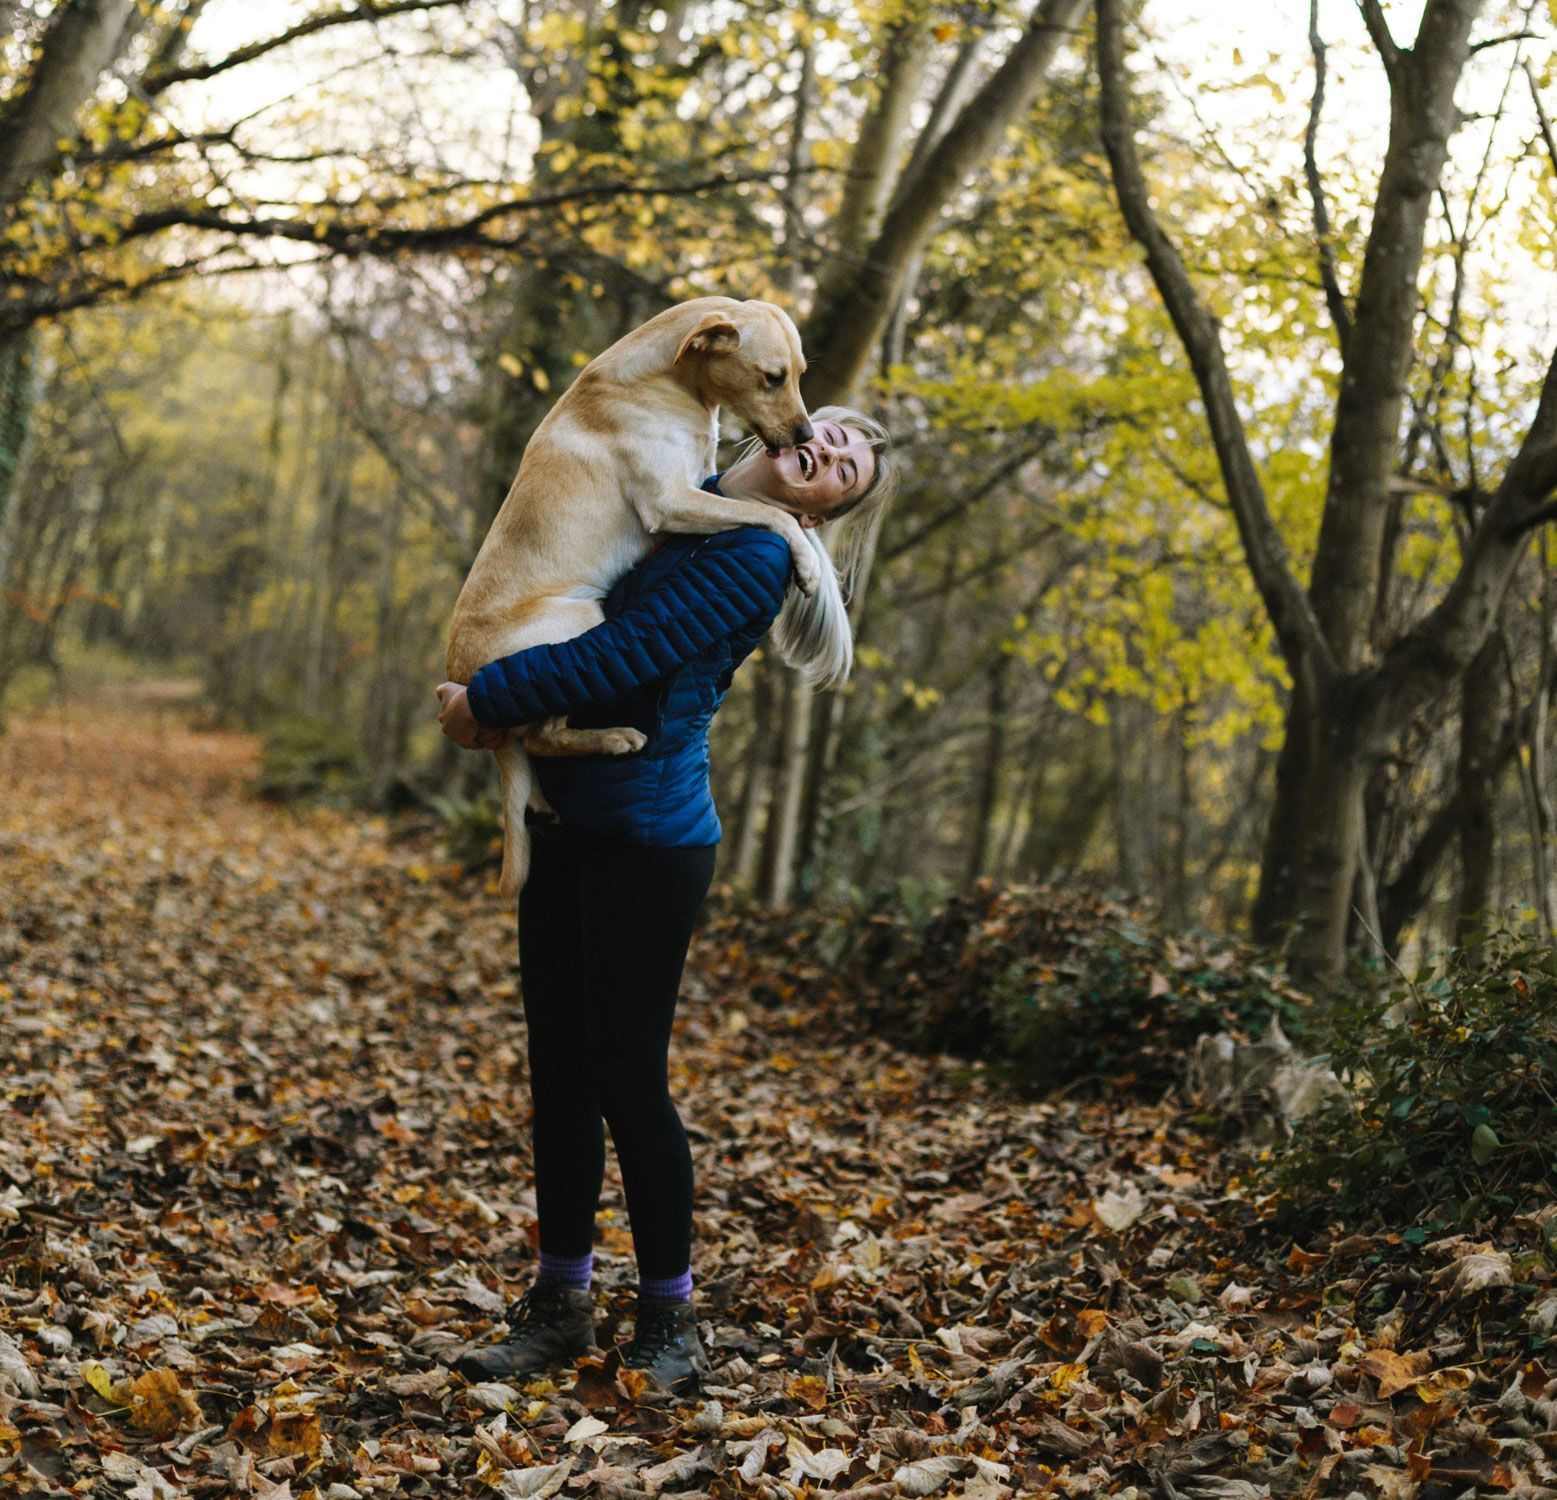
[
  {"xmin": 601, "ymin": 728, "xmax": 647, "ymax": 756},
  {"xmin": 791, "ymin": 543, "xmax": 821, "ymax": 597}
]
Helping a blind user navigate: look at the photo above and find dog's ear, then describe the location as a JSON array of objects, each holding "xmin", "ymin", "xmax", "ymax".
[{"xmin": 674, "ymin": 313, "xmax": 740, "ymax": 364}]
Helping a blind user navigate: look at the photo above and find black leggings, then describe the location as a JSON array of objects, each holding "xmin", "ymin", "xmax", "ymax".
[{"xmin": 517, "ymin": 821, "xmax": 717, "ymax": 1278}]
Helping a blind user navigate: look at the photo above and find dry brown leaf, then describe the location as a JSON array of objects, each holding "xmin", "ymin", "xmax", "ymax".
[
  {"xmin": 122, "ymin": 1367, "xmax": 203, "ymax": 1437},
  {"xmin": 1358, "ymin": 1348, "xmax": 1434, "ymax": 1399}
]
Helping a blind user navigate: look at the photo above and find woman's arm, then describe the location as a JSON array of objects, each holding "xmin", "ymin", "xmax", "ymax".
[{"xmin": 462, "ymin": 529, "xmax": 791, "ymax": 731}]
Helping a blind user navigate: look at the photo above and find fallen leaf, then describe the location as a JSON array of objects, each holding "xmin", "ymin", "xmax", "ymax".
[
  {"xmin": 495, "ymin": 1460, "xmax": 572, "ymax": 1498},
  {"xmin": 1358, "ymin": 1348, "xmax": 1434, "ymax": 1399},
  {"xmin": 893, "ymin": 1454, "xmax": 971, "ymax": 1496},
  {"xmin": 122, "ymin": 1367, "xmax": 203, "ymax": 1437}
]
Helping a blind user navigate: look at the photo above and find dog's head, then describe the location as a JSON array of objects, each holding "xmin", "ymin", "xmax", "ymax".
[{"xmin": 673, "ymin": 300, "xmax": 812, "ymax": 454}]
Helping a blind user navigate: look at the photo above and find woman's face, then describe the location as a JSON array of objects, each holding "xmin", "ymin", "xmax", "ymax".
[{"xmin": 725, "ymin": 420, "xmax": 876, "ymax": 528}]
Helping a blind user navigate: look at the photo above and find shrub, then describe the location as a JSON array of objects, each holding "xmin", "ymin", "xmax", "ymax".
[
  {"xmin": 1263, "ymin": 921, "xmax": 1557, "ymax": 1231},
  {"xmin": 426, "ymin": 787, "xmax": 503, "ymax": 869},
  {"xmin": 256, "ymin": 715, "xmax": 367, "ymax": 804},
  {"xmin": 701, "ymin": 883, "xmax": 1315, "ymax": 1098}
]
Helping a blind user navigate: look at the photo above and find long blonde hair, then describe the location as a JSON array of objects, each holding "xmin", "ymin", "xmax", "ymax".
[{"xmin": 729, "ymin": 404, "xmax": 896, "ymax": 691}]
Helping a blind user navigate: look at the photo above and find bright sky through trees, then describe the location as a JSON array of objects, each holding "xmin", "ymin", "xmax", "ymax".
[{"xmin": 172, "ymin": 0, "xmax": 1551, "ymax": 345}]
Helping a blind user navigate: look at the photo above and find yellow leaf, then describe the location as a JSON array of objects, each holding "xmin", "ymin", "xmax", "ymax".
[
  {"xmin": 786, "ymin": 1373, "xmax": 829, "ymax": 1409},
  {"xmin": 498, "ymin": 352, "xmax": 523, "ymax": 378},
  {"xmin": 80, "ymin": 1362, "xmax": 116, "ymax": 1401},
  {"xmin": 1414, "ymin": 1366, "xmax": 1472, "ymax": 1403},
  {"xmin": 268, "ymin": 1408, "xmax": 322, "ymax": 1460}
]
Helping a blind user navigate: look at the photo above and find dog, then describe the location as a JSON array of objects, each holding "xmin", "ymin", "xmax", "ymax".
[{"xmin": 445, "ymin": 295, "xmax": 818, "ymax": 900}]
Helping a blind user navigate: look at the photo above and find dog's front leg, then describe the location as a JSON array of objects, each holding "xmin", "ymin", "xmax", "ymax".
[{"xmin": 634, "ymin": 484, "xmax": 820, "ymax": 595}]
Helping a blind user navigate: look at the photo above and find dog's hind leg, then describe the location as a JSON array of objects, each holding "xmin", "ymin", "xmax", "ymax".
[
  {"xmin": 521, "ymin": 717, "xmax": 647, "ymax": 757},
  {"xmin": 492, "ymin": 739, "xmax": 534, "ymax": 901}
]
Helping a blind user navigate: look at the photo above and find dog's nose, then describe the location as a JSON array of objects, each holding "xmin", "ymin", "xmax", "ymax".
[{"xmin": 792, "ymin": 421, "xmax": 813, "ymax": 446}]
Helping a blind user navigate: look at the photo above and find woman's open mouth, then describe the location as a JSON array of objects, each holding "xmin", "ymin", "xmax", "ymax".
[{"xmin": 795, "ymin": 445, "xmax": 816, "ymax": 480}]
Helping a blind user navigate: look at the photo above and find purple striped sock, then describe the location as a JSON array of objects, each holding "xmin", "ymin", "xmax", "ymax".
[
  {"xmin": 538, "ymin": 1249, "xmax": 593, "ymax": 1289},
  {"xmin": 639, "ymin": 1268, "xmax": 693, "ymax": 1302}
]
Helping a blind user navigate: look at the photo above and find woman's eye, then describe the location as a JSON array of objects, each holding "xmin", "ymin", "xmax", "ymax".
[{"xmin": 765, "ymin": 370, "xmax": 785, "ymax": 388}]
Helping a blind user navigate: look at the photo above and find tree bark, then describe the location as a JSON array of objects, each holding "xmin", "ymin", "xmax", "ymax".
[
  {"xmin": 1306, "ymin": 0, "xmax": 1484, "ymax": 675},
  {"xmin": 964, "ymin": 653, "xmax": 1011, "ymax": 884},
  {"xmin": 759, "ymin": 669, "xmax": 811, "ymax": 905},
  {"xmin": 0, "ymin": 0, "xmax": 139, "ymax": 207},
  {"xmin": 730, "ymin": 653, "xmax": 778, "ymax": 890},
  {"xmin": 1455, "ymin": 636, "xmax": 1504, "ymax": 936}
]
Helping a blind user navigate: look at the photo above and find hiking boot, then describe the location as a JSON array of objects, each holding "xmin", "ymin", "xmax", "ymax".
[
  {"xmin": 620, "ymin": 1296, "xmax": 711, "ymax": 1392},
  {"xmin": 453, "ymin": 1274, "xmax": 596, "ymax": 1381}
]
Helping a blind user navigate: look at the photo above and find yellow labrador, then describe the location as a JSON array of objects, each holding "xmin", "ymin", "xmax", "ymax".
[{"xmin": 446, "ymin": 296, "xmax": 816, "ymax": 900}]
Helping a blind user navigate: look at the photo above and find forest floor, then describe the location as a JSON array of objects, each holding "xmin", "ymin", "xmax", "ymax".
[{"xmin": 1, "ymin": 688, "xmax": 1554, "ymax": 1500}]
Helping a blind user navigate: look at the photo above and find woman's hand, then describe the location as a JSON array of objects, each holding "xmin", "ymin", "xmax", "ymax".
[{"xmin": 435, "ymin": 682, "xmax": 507, "ymax": 750}]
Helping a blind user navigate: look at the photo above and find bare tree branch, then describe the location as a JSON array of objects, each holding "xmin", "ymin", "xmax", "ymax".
[
  {"xmin": 1526, "ymin": 59, "xmax": 1557, "ymax": 177},
  {"xmin": 882, "ymin": 430, "xmax": 1055, "ymax": 562},
  {"xmin": 142, "ymin": 0, "xmax": 471, "ymax": 95},
  {"xmin": 1096, "ymin": 0, "xmax": 1336, "ymax": 688},
  {"xmin": 1304, "ymin": 0, "xmax": 1352, "ymax": 347},
  {"xmin": 1358, "ymin": 0, "xmax": 1402, "ymax": 76},
  {"xmin": 1470, "ymin": 29, "xmax": 1542, "ymax": 52},
  {"xmin": 1371, "ymin": 341, "xmax": 1557, "ymax": 732}
]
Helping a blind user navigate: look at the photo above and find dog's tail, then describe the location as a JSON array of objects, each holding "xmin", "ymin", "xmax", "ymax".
[{"xmin": 493, "ymin": 738, "xmax": 533, "ymax": 902}]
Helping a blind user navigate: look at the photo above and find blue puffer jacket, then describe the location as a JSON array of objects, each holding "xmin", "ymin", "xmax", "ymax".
[{"xmin": 464, "ymin": 484, "xmax": 793, "ymax": 847}]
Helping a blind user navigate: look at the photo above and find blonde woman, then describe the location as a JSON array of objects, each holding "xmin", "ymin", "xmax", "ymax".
[{"xmin": 435, "ymin": 407, "xmax": 895, "ymax": 1392}]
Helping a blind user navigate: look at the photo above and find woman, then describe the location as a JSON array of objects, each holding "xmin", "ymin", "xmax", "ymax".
[{"xmin": 435, "ymin": 406, "xmax": 895, "ymax": 1392}]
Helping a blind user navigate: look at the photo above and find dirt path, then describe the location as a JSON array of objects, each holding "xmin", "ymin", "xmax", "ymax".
[{"xmin": 2, "ymin": 696, "xmax": 1546, "ymax": 1499}]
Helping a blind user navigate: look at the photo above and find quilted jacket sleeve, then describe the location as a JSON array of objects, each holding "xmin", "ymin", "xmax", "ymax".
[{"xmin": 464, "ymin": 528, "xmax": 792, "ymax": 729}]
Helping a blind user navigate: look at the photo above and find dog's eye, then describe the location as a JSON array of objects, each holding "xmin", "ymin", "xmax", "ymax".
[{"xmin": 764, "ymin": 369, "xmax": 785, "ymax": 388}]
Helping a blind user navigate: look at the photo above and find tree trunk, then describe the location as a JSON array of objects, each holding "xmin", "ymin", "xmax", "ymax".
[
  {"xmin": 761, "ymin": 671, "xmax": 814, "ymax": 905},
  {"xmin": 1455, "ymin": 635, "xmax": 1504, "ymax": 937},
  {"xmin": 0, "ymin": 0, "xmax": 139, "ymax": 207},
  {"xmin": 964, "ymin": 654, "xmax": 1010, "ymax": 884},
  {"xmin": 1249, "ymin": 683, "xmax": 1314, "ymax": 945},
  {"xmin": 1288, "ymin": 702, "xmax": 1372, "ymax": 980},
  {"xmin": 1097, "ymin": 0, "xmax": 1521, "ymax": 980},
  {"xmin": 803, "ymin": 0, "xmax": 1089, "ymax": 406},
  {"xmin": 1109, "ymin": 698, "xmax": 1143, "ymax": 893},
  {"xmin": 730, "ymin": 653, "xmax": 778, "ymax": 890},
  {"xmin": 1169, "ymin": 707, "xmax": 1191, "ymax": 926}
]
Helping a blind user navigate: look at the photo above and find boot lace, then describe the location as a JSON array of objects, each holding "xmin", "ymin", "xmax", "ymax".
[
  {"xmin": 506, "ymin": 1276, "xmax": 572, "ymax": 1330},
  {"xmin": 630, "ymin": 1301, "xmax": 686, "ymax": 1361}
]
